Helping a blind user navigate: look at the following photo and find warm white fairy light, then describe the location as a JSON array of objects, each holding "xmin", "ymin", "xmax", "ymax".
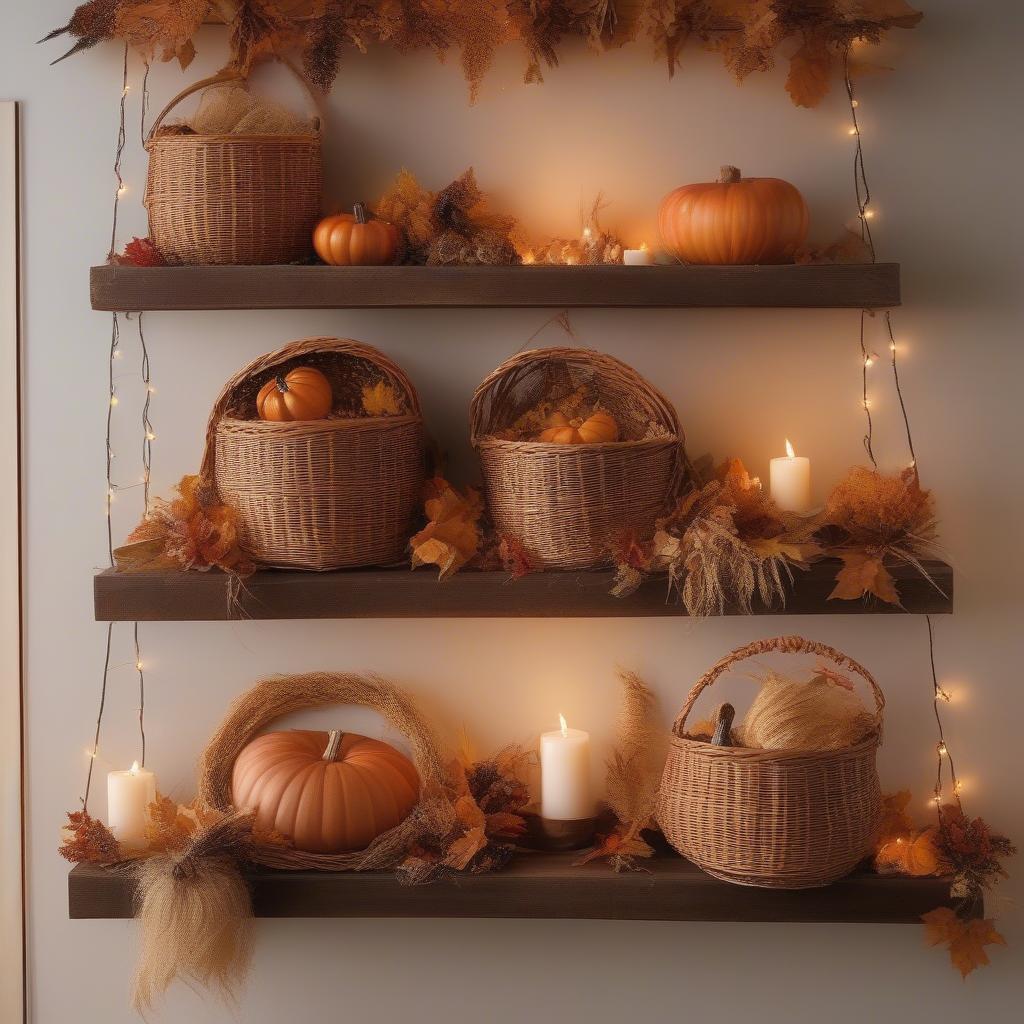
[
  {"xmin": 938, "ymin": 742, "xmax": 948, "ymax": 756},
  {"xmin": 110, "ymin": 395, "xmax": 119, "ymax": 406}
]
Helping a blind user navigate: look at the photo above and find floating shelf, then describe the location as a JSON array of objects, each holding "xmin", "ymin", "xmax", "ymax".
[
  {"xmin": 94, "ymin": 560, "xmax": 951, "ymax": 621},
  {"xmin": 89, "ymin": 263, "xmax": 901, "ymax": 311},
  {"xmin": 68, "ymin": 853, "xmax": 964, "ymax": 923}
]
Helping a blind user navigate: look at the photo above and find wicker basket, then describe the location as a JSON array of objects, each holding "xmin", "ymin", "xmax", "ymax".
[
  {"xmin": 659, "ymin": 635, "xmax": 884, "ymax": 889},
  {"xmin": 201, "ymin": 338, "xmax": 425, "ymax": 570},
  {"xmin": 144, "ymin": 63, "xmax": 322, "ymax": 265},
  {"xmin": 470, "ymin": 347, "xmax": 684, "ymax": 569}
]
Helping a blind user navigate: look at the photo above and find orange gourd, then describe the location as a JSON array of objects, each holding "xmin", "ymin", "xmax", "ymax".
[
  {"xmin": 313, "ymin": 203, "xmax": 400, "ymax": 266},
  {"xmin": 876, "ymin": 827, "xmax": 946, "ymax": 877},
  {"xmin": 538, "ymin": 410, "xmax": 620, "ymax": 444},
  {"xmin": 658, "ymin": 166, "xmax": 809, "ymax": 265},
  {"xmin": 232, "ymin": 729, "xmax": 420, "ymax": 853},
  {"xmin": 256, "ymin": 366, "xmax": 333, "ymax": 421}
]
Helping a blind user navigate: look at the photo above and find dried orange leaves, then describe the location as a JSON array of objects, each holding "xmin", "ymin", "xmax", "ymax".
[{"xmin": 410, "ymin": 477, "xmax": 484, "ymax": 579}]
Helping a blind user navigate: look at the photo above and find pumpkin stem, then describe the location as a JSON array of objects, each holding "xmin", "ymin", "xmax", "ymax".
[
  {"xmin": 274, "ymin": 374, "xmax": 289, "ymax": 393},
  {"xmin": 322, "ymin": 729, "xmax": 344, "ymax": 762},
  {"xmin": 719, "ymin": 165, "xmax": 742, "ymax": 184},
  {"xmin": 353, "ymin": 202, "xmax": 367, "ymax": 224}
]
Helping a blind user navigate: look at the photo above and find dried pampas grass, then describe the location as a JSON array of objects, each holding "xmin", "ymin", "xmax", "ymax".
[{"xmin": 132, "ymin": 813, "xmax": 255, "ymax": 1013}]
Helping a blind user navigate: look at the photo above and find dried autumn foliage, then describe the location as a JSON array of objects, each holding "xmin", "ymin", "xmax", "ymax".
[
  {"xmin": 922, "ymin": 908, "xmax": 1007, "ymax": 979},
  {"xmin": 409, "ymin": 477, "xmax": 484, "ymax": 579},
  {"xmin": 498, "ymin": 533, "xmax": 536, "ymax": 578},
  {"xmin": 114, "ymin": 474, "xmax": 256, "ymax": 574},
  {"xmin": 936, "ymin": 803, "xmax": 1016, "ymax": 898},
  {"xmin": 360, "ymin": 380, "xmax": 404, "ymax": 416},
  {"xmin": 44, "ymin": 1, "xmax": 921, "ymax": 106},
  {"xmin": 108, "ymin": 236, "xmax": 168, "ymax": 267},
  {"xmin": 795, "ymin": 228, "xmax": 873, "ymax": 266},
  {"xmin": 58, "ymin": 810, "xmax": 123, "ymax": 864},
  {"xmin": 579, "ymin": 669, "xmax": 665, "ymax": 871},
  {"xmin": 526, "ymin": 194, "xmax": 625, "ymax": 266},
  {"xmin": 824, "ymin": 466, "xmax": 940, "ymax": 605},
  {"xmin": 374, "ymin": 169, "xmax": 435, "ymax": 265}
]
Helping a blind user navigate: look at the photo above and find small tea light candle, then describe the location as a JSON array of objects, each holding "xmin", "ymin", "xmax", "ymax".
[
  {"xmin": 623, "ymin": 243, "xmax": 654, "ymax": 266},
  {"xmin": 770, "ymin": 439, "xmax": 811, "ymax": 513},
  {"xmin": 107, "ymin": 761, "xmax": 157, "ymax": 849},
  {"xmin": 540, "ymin": 715, "xmax": 593, "ymax": 821}
]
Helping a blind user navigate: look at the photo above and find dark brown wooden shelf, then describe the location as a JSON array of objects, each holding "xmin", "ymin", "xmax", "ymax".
[
  {"xmin": 89, "ymin": 263, "xmax": 900, "ymax": 311},
  {"xmin": 94, "ymin": 560, "xmax": 951, "ymax": 621},
  {"xmin": 68, "ymin": 853, "xmax": 963, "ymax": 923}
]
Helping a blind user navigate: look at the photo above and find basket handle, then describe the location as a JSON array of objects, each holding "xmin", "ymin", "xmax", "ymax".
[
  {"xmin": 146, "ymin": 55, "xmax": 324, "ymax": 142},
  {"xmin": 199, "ymin": 337, "xmax": 423, "ymax": 482},
  {"xmin": 671, "ymin": 635, "xmax": 885, "ymax": 738}
]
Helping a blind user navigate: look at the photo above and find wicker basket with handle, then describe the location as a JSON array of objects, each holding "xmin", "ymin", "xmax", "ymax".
[
  {"xmin": 659, "ymin": 635, "xmax": 884, "ymax": 889},
  {"xmin": 144, "ymin": 60, "xmax": 322, "ymax": 265},
  {"xmin": 470, "ymin": 347, "xmax": 685, "ymax": 569},
  {"xmin": 201, "ymin": 337, "xmax": 426, "ymax": 570}
]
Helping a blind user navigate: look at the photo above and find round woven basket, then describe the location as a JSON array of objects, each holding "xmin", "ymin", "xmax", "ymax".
[
  {"xmin": 659, "ymin": 635, "xmax": 884, "ymax": 889},
  {"xmin": 202, "ymin": 337, "xmax": 426, "ymax": 570},
  {"xmin": 144, "ymin": 62, "xmax": 322, "ymax": 265},
  {"xmin": 198, "ymin": 671, "xmax": 451, "ymax": 871},
  {"xmin": 470, "ymin": 347, "xmax": 684, "ymax": 569}
]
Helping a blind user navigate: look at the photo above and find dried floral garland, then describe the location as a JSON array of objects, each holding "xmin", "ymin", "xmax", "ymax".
[{"xmin": 45, "ymin": 1, "xmax": 922, "ymax": 107}]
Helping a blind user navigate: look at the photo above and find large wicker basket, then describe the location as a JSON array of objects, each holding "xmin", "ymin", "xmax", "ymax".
[
  {"xmin": 659, "ymin": 635, "xmax": 884, "ymax": 889},
  {"xmin": 144, "ymin": 63, "xmax": 322, "ymax": 265},
  {"xmin": 201, "ymin": 338, "xmax": 425, "ymax": 570},
  {"xmin": 470, "ymin": 347, "xmax": 684, "ymax": 569}
]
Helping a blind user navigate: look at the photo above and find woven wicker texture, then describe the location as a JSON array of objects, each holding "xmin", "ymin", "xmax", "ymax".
[
  {"xmin": 659, "ymin": 635, "xmax": 885, "ymax": 889},
  {"xmin": 198, "ymin": 672, "xmax": 455, "ymax": 871},
  {"xmin": 202, "ymin": 338, "xmax": 425, "ymax": 570},
  {"xmin": 470, "ymin": 347, "xmax": 684, "ymax": 569},
  {"xmin": 144, "ymin": 63, "xmax": 322, "ymax": 265}
]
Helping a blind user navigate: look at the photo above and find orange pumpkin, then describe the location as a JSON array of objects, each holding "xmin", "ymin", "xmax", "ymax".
[
  {"xmin": 658, "ymin": 166, "xmax": 809, "ymax": 265},
  {"xmin": 256, "ymin": 366, "xmax": 333, "ymax": 421},
  {"xmin": 232, "ymin": 729, "xmax": 420, "ymax": 853},
  {"xmin": 538, "ymin": 410, "xmax": 620, "ymax": 444},
  {"xmin": 313, "ymin": 203, "xmax": 400, "ymax": 266},
  {"xmin": 875, "ymin": 827, "xmax": 946, "ymax": 877}
]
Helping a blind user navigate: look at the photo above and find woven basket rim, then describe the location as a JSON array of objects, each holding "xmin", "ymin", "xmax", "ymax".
[
  {"xmin": 476, "ymin": 435, "xmax": 680, "ymax": 450},
  {"xmin": 218, "ymin": 412, "xmax": 423, "ymax": 430},
  {"xmin": 668, "ymin": 732, "xmax": 881, "ymax": 761},
  {"xmin": 145, "ymin": 131, "xmax": 320, "ymax": 151}
]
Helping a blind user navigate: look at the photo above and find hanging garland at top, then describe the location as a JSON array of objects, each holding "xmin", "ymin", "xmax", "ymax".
[{"xmin": 44, "ymin": 0, "xmax": 922, "ymax": 106}]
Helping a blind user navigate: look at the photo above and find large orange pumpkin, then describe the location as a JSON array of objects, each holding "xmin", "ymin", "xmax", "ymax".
[
  {"xmin": 313, "ymin": 203, "xmax": 400, "ymax": 266},
  {"xmin": 256, "ymin": 366, "xmax": 333, "ymax": 421},
  {"xmin": 538, "ymin": 410, "xmax": 620, "ymax": 444},
  {"xmin": 232, "ymin": 729, "xmax": 420, "ymax": 853},
  {"xmin": 658, "ymin": 166, "xmax": 809, "ymax": 265}
]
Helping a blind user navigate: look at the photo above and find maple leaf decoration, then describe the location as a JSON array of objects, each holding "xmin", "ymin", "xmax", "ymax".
[
  {"xmin": 58, "ymin": 810, "xmax": 122, "ymax": 864},
  {"xmin": 409, "ymin": 476, "xmax": 483, "ymax": 579},
  {"xmin": 922, "ymin": 908, "xmax": 1006, "ymax": 978},
  {"xmin": 361, "ymin": 380, "xmax": 404, "ymax": 417},
  {"xmin": 109, "ymin": 237, "xmax": 168, "ymax": 268}
]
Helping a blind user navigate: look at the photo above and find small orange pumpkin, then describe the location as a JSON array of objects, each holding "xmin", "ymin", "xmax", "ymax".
[
  {"xmin": 538, "ymin": 410, "xmax": 620, "ymax": 444},
  {"xmin": 658, "ymin": 165, "xmax": 809, "ymax": 265},
  {"xmin": 256, "ymin": 366, "xmax": 333, "ymax": 421},
  {"xmin": 313, "ymin": 203, "xmax": 400, "ymax": 266},
  {"xmin": 232, "ymin": 729, "xmax": 420, "ymax": 853},
  {"xmin": 875, "ymin": 827, "xmax": 946, "ymax": 877}
]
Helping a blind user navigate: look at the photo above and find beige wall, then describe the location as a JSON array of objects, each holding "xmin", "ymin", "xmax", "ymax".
[{"xmin": 3, "ymin": 2, "xmax": 1023, "ymax": 1020}]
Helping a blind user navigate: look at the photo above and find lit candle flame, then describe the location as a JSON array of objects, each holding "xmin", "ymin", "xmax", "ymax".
[
  {"xmin": 785, "ymin": 439, "xmax": 795, "ymax": 459},
  {"xmin": 559, "ymin": 713, "xmax": 568, "ymax": 738},
  {"xmin": 640, "ymin": 242, "xmax": 648, "ymax": 252},
  {"xmin": 129, "ymin": 760, "xmax": 140, "ymax": 774}
]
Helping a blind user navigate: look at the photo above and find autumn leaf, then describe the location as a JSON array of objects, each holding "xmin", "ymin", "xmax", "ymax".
[
  {"xmin": 109, "ymin": 236, "xmax": 168, "ymax": 267},
  {"xmin": 58, "ymin": 810, "xmax": 123, "ymax": 864},
  {"xmin": 574, "ymin": 827, "xmax": 654, "ymax": 871},
  {"xmin": 829, "ymin": 550, "xmax": 900, "ymax": 604},
  {"xmin": 748, "ymin": 535, "xmax": 820, "ymax": 564},
  {"xmin": 786, "ymin": 37, "xmax": 832, "ymax": 108},
  {"xmin": 922, "ymin": 907, "xmax": 1006, "ymax": 978},
  {"xmin": 877, "ymin": 790, "xmax": 914, "ymax": 842},
  {"xmin": 410, "ymin": 478, "xmax": 483, "ymax": 579},
  {"xmin": 498, "ymin": 534, "xmax": 535, "ymax": 579},
  {"xmin": 114, "ymin": 0, "xmax": 211, "ymax": 67},
  {"xmin": 485, "ymin": 811, "xmax": 526, "ymax": 839},
  {"xmin": 361, "ymin": 380, "xmax": 403, "ymax": 417}
]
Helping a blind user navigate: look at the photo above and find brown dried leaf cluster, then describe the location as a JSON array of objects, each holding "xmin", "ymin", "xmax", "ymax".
[
  {"xmin": 824, "ymin": 465, "xmax": 939, "ymax": 605},
  {"xmin": 58, "ymin": 810, "xmax": 123, "ymax": 864},
  {"xmin": 114, "ymin": 474, "xmax": 256, "ymax": 575},
  {"xmin": 409, "ymin": 476, "xmax": 484, "ymax": 579},
  {"xmin": 922, "ymin": 908, "xmax": 1007, "ymax": 979},
  {"xmin": 376, "ymin": 168, "xmax": 519, "ymax": 266},
  {"xmin": 45, "ymin": 1, "xmax": 922, "ymax": 106}
]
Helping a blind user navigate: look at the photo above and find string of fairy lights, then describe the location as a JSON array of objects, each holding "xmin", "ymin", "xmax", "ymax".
[
  {"xmin": 842, "ymin": 49, "xmax": 963, "ymax": 819},
  {"xmin": 83, "ymin": 46, "xmax": 152, "ymax": 813}
]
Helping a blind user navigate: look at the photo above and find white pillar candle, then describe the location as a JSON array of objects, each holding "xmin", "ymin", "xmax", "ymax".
[
  {"xmin": 107, "ymin": 761, "xmax": 157, "ymax": 849},
  {"xmin": 540, "ymin": 715, "xmax": 593, "ymax": 820},
  {"xmin": 769, "ymin": 439, "xmax": 812, "ymax": 513},
  {"xmin": 623, "ymin": 244, "xmax": 654, "ymax": 266}
]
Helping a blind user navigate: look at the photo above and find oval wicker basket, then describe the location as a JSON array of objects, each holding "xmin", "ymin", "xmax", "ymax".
[
  {"xmin": 470, "ymin": 347, "xmax": 685, "ymax": 569},
  {"xmin": 659, "ymin": 635, "xmax": 884, "ymax": 890},
  {"xmin": 201, "ymin": 337, "xmax": 426, "ymax": 570},
  {"xmin": 144, "ymin": 62, "xmax": 322, "ymax": 265}
]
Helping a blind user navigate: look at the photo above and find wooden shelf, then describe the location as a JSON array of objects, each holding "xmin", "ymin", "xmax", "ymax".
[
  {"xmin": 68, "ymin": 853, "xmax": 963, "ymax": 922},
  {"xmin": 89, "ymin": 263, "xmax": 900, "ymax": 311},
  {"xmin": 94, "ymin": 560, "xmax": 951, "ymax": 621}
]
